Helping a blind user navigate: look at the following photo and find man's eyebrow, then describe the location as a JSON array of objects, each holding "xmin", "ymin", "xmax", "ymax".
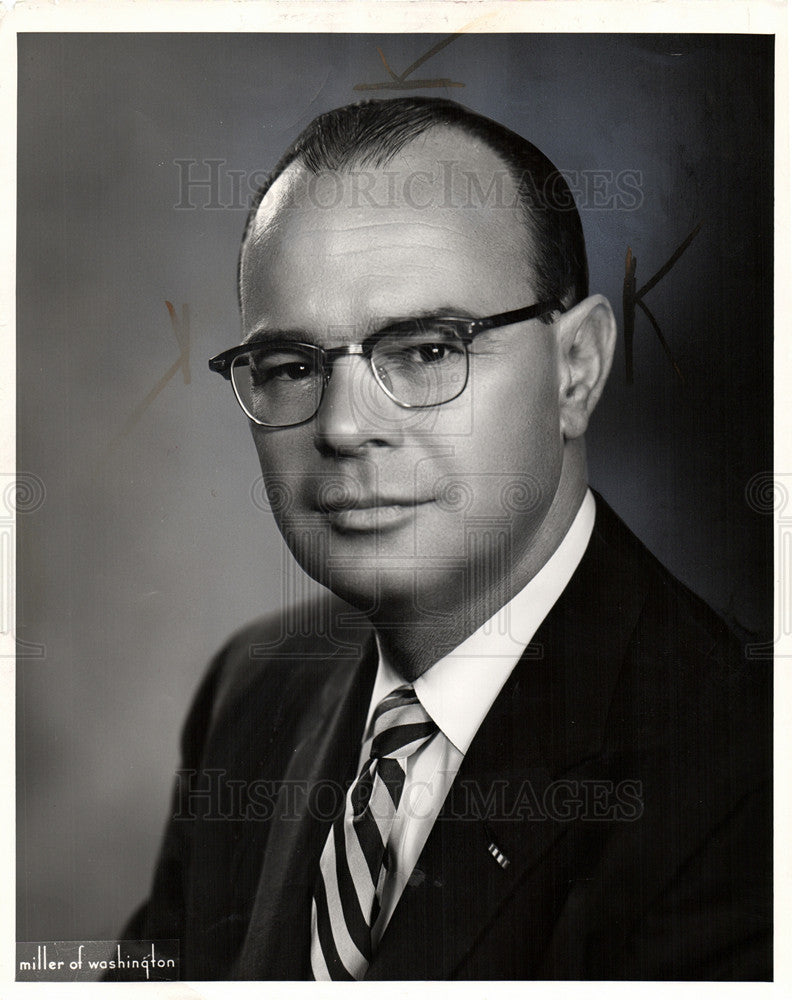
[
  {"xmin": 242, "ymin": 327, "xmax": 308, "ymax": 346},
  {"xmin": 242, "ymin": 307, "xmax": 479, "ymax": 346},
  {"xmin": 377, "ymin": 306, "xmax": 477, "ymax": 327}
]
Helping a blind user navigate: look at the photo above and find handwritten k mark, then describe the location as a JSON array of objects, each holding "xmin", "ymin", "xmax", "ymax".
[
  {"xmin": 354, "ymin": 35, "xmax": 465, "ymax": 92},
  {"xmin": 623, "ymin": 223, "xmax": 702, "ymax": 384},
  {"xmin": 101, "ymin": 302, "xmax": 190, "ymax": 464}
]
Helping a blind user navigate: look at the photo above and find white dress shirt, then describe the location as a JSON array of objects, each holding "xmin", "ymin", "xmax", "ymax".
[{"xmin": 357, "ymin": 488, "xmax": 596, "ymax": 945}]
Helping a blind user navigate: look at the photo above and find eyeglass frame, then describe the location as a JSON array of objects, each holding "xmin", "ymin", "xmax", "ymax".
[{"xmin": 208, "ymin": 298, "xmax": 565, "ymax": 428}]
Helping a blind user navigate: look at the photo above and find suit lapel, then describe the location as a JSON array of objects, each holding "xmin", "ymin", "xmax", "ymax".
[
  {"xmin": 233, "ymin": 631, "xmax": 377, "ymax": 979},
  {"xmin": 366, "ymin": 501, "xmax": 649, "ymax": 978}
]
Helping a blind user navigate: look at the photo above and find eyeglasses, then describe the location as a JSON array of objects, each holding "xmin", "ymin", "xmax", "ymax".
[{"xmin": 208, "ymin": 299, "xmax": 563, "ymax": 428}]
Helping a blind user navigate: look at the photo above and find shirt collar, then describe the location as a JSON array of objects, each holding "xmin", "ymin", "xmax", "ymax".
[{"xmin": 368, "ymin": 489, "xmax": 596, "ymax": 754}]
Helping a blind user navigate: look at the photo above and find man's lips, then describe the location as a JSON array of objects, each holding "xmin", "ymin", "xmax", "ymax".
[
  {"xmin": 317, "ymin": 496, "xmax": 434, "ymax": 512},
  {"xmin": 318, "ymin": 497, "xmax": 435, "ymax": 532}
]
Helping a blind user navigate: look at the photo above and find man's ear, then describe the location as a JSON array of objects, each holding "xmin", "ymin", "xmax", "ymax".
[{"xmin": 555, "ymin": 294, "xmax": 617, "ymax": 440}]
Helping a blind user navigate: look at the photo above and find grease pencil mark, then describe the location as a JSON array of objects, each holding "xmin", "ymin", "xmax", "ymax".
[
  {"xmin": 623, "ymin": 222, "xmax": 702, "ymax": 384},
  {"xmin": 354, "ymin": 35, "xmax": 465, "ymax": 92},
  {"xmin": 102, "ymin": 302, "xmax": 191, "ymax": 462}
]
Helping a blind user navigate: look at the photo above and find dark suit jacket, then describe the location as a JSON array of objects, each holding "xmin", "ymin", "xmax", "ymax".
[{"xmin": 114, "ymin": 495, "xmax": 772, "ymax": 980}]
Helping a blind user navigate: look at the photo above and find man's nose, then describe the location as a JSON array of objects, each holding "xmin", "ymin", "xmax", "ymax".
[{"xmin": 313, "ymin": 355, "xmax": 405, "ymax": 453}]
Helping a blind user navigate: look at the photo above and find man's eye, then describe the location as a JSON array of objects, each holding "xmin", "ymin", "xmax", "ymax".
[
  {"xmin": 393, "ymin": 335, "xmax": 465, "ymax": 365},
  {"xmin": 413, "ymin": 342, "xmax": 453, "ymax": 364},
  {"xmin": 268, "ymin": 361, "xmax": 313, "ymax": 381},
  {"xmin": 250, "ymin": 355, "xmax": 315, "ymax": 383}
]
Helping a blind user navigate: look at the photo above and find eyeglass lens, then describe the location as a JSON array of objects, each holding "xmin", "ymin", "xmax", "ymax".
[{"xmin": 230, "ymin": 324, "xmax": 469, "ymax": 426}]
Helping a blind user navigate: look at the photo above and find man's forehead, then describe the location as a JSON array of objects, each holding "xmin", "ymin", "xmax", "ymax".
[{"xmin": 245, "ymin": 126, "xmax": 526, "ymax": 250}]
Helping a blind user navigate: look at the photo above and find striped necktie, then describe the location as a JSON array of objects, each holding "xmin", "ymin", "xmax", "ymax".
[{"xmin": 310, "ymin": 684, "xmax": 438, "ymax": 980}]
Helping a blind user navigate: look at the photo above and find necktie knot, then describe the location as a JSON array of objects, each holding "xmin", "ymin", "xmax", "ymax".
[{"xmin": 367, "ymin": 685, "xmax": 438, "ymax": 761}]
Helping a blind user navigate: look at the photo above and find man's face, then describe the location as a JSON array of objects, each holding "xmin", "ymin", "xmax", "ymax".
[{"xmin": 239, "ymin": 128, "xmax": 566, "ymax": 620}]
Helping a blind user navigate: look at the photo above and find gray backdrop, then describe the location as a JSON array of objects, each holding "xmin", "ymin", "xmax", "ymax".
[{"xmin": 17, "ymin": 33, "xmax": 773, "ymax": 943}]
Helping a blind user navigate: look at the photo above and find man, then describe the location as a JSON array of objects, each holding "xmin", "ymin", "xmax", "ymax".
[{"xmin": 116, "ymin": 98, "xmax": 771, "ymax": 980}]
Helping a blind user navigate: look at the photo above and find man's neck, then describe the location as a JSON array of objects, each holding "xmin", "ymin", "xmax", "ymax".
[{"xmin": 372, "ymin": 467, "xmax": 589, "ymax": 682}]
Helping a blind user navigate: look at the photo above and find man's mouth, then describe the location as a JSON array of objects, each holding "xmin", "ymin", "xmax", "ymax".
[{"xmin": 320, "ymin": 497, "xmax": 435, "ymax": 532}]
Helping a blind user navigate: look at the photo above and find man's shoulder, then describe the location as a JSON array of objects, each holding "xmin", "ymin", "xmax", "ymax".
[
  {"xmin": 591, "ymin": 491, "xmax": 742, "ymax": 662},
  {"xmin": 181, "ymin": 594, "xmax": 374, "ymax": 754},
  {"xmin": 590, "ymin": 492, "xmax": 770, "ymax": 781}
]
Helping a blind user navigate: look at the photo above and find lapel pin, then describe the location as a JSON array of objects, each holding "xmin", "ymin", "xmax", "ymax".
[{"xmin": 487, "ymin": 842, "xmax": 510, "ymax": 870}]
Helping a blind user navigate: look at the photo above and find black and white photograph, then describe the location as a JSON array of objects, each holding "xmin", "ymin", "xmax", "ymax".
[{"xmin": 10, "ymin": 9, "xmax": 783, "ymax": 992}]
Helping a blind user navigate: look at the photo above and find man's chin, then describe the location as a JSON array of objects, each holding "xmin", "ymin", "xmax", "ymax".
[{"xmin": 298, "ymin": 560, "xmax": 468, "ymax": 625}]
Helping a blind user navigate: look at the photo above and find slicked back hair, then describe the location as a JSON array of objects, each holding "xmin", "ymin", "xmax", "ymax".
[{"xmin": 238, "ymin": 97, "xmax": 589, "ymax": 313}]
